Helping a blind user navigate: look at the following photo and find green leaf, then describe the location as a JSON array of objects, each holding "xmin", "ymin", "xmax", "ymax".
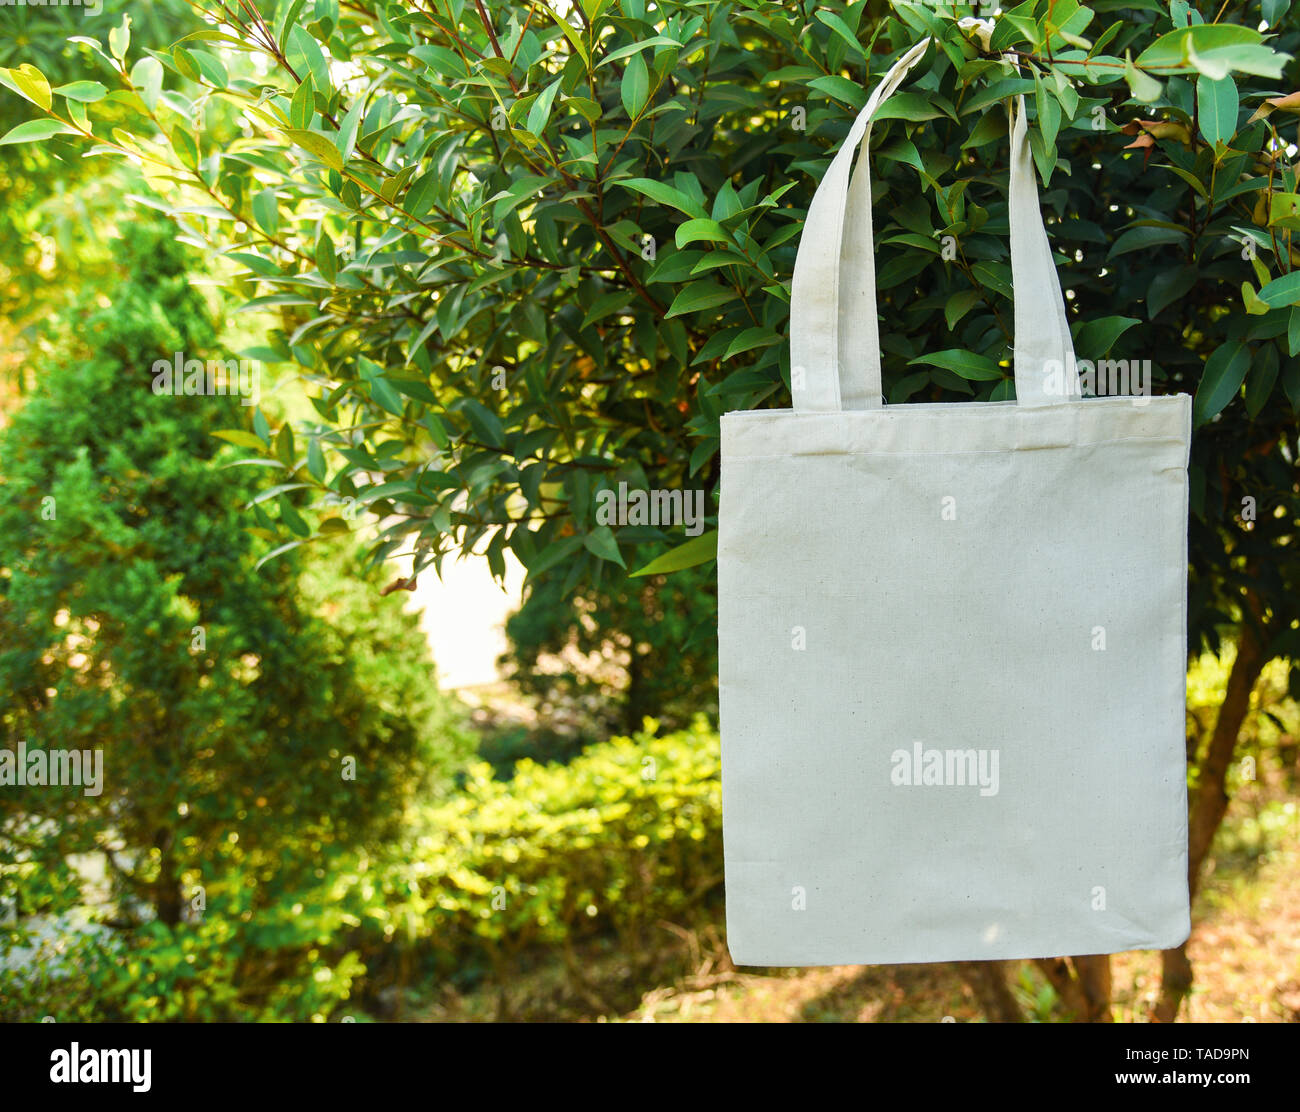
[
  {"xmin": 630, "ymin": 530, "xmax": 717, "ymax": 577},
  {"xmin": 1242, "ymin": 281, "xmax": 1270, "ymax": 317},
  {"xmin": 617, "ymin": 177, "xmax": 706, "ymax": 218},
  {"xmin": 252, "ymin": 187, "xmax": 279, "ymax": 235},
  {"xmin": 907, "ymin": 349, "xmax": 1003, "ymax": 381},
  {"xmin": 962, "ymin": 79, "xmax": 1035, "ymax": 116},
  {"xmin": 213, "ymin": 429, "xmax": 268, "ymax": 451},
  {"xmin": 881, "ymin": 231, "xmax": 941, "ymax": 254},
  {"xmin": 274, "ymin": 0, "xmax": 306, "ymax": 50},
  {"xmin": 524, "ymin": 534, "xmax": 583, "ymax": 581},
  {"xmin": 674, "ymin": 218, "xmax": 730, "ymax": 249},
  {"xmin": 255, "ymin": 539, "xmax": 306, "ymax": 571},
  {"xmin": 1136, "ymin": 25, "xmax": 1286, "ymax": 80},
  {"xmin": 1195, "ymin": 75, "xmax": 1238, "ymax": 147},
  {"xmin": 282, "ymin": 128, "xmax": 343, "ymax": 171},
  {"xmin": 721, "ymin": 327, "xmax": 780, "ymax": 361},
  {"xmin": 1284, "ymin": 341, "xmax": 1300, "ymax": 408},
  {"xmin": 621, "ymin": 52, "xmax": 649, "ymax": 118},
  {"xmin": 389, "ymin": 377, "xmax": 438, "ymax": 404},
  {"xmin": 1193, "ymin": 341, "xmax": 1250, "ymax": 424},
  {"xmin": 108, "ymin": 16, "xmax": 131, "ymax": 63},
  {"xmin": 1257, "ymin": 271, "xmax": 1300, "ymax": 309},
  {"xmin": 1123, "ymin": 53, "xmax": 1162, "ymax": 102},
  {"xmin": 962, "ymin": 110, "xmax": 1007, "ymax": 150},
  {"xmin": 690, "ymin": 327, "xmax": 746, "ymax": 366},
  {"xmin": 548, "ymin": 10, "xmax": 590, "ymax": 66},
  {"xmin": 288, "ymin": 25, "xmax": 331, "ymax": 92},
  {"xmin": 53, "ymin": 80, "xmax": 107, "ymax": 103},
  {"xmin": 188, "ymin": 48, "xmax": 229, "ymax": 89},
  {"xmin": 290, "ymin": 76, "xmax": 313, "ymax": 130},
  {"xmin": 1147, "ymin": 265, "xmax": 1197, "ymax": 320},
  {"xmin": 583, "ymin": 525, "xmax": 625, "ymax": 567},
  {"xmin": 814, "ymin": 10, "xmax": 866, "ymax": 58},
  {"xmin": 527, "ymin": 78, "xmax": 562, "ymax": 136},
  {"xmin": 368, "ymin": 376, "xmax": 405, "ymax": 416},
  {"xmin": 580, "ymin": 290, "xmax": 632, "ymax": 330},
  {"xmin": 944, "ymin": 290, "xmax": 980, "ymax": 330},
  {"xmin": 872, "ymin": 92, "xmax": 948, "ymax": 122},
  {"xmin": 314, "ymin": 226, "xmax": 336, "ymax": 282},
  {"xmin": 665, "ymin": 282, "xmax": 736, "ymax": 318},
  {"xmin": 889, "ymin": 371, "xmax": 931, "ymax": 403},
  {"xmin": 1072, "ymin": 316, "xmax": 1142, "ymax": 359},
  {"xmin": 0, "ymin": 119, "xmax": 77, "ymax": 146},
  {"xmin": 7, "ymin": 64, "xmax": 52, "ymax": 110},
  {"xmin": 130, "ymin": 56, "xmax": 163, "ymax": 111},
  {"xmin": 461, "ymin": 400, "xmax": 505, "ymax": 448},
  {"xmin": 335, "ymin": 94, "xmax": 365, "ymax": 161},
  {"xmin": 1263, "ymin": 0, "xmax": 1292, "ymax": 27},
  {"xmin": 307, "ymin": 438, "xmax": 326, "ymax": 481},
  {"xmin": 172, "ymin": 45, "xmax": 200, "ymax": 82},
  {"xmin": 246, "ymin": 482, "xmax": 311, "ymax": 507},
  {"xmin": 274, "ymin": 423, "xmax": 296, "ymax": 467},
  {"xmin": 598, "ymin": 36, "xmax": 684, "ymax": 67},
  {"xmin": 807, "ymin": 75, "xmax": 867, "ymax": 111},
  {"xmin": 970, "ymin": 261, "xmax": 1012, "ymax": 301},
  {"xmin": 878, "ymin": 138, "xmax": 925, "ymax": 173},
  {"xmin": 492, "ymin": 174, "xmax": 551, "ymax": 219},
  {"xmin": 1244, "ymin": 345, "xmax": 1278, "ymax": 418},
  {"xmin": 1107, "ymin": 225, "xmax": 1187, "ymax": 259},
  {"xmin": 1269, "ymin": 193, "xmax": 1300, "ymax": 231},
  {"xmin": 1033, "ymin": 74, "xmax": 1061, "ymax": 150},
  {"xmin": 1158, "ymin": 162, "xmax": 1208, "ymax": 199},
  {"xmin": 1213, "ymin": 176, "xmax": 1266, "ymax": 205}
]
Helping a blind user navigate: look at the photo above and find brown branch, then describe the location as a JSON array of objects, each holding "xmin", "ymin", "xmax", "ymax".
[
  {"xmin": 474, "ymin": 0, "xmax": 519, "ymax": 93},
  {"xmin": 1154, "ymin": 589, "xmax": 1271, "ymax": 1022}
]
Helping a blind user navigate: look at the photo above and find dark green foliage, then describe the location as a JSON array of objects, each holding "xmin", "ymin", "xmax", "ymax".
[{"xmin": 500, "ymin": 564, "xmax": 717, "ymax": 748}]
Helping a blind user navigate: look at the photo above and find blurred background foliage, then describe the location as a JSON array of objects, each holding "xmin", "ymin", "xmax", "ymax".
[
  {"xmin": 0, "ymin": 0, "xmax": 201, "ymax": 387},
  {"xmin": 0, "ymin": 0, "xmax": 1297, "ymax": 1022}
]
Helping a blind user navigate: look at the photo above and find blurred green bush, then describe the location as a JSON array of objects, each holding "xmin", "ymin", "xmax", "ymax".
[
  {"xmin": 1, "ymin": 716, "xmax": 722, "ymax": 1021},
  {"xmin": 0, "ymin": 222, "xmax": 471, "ymax": 1021},
  {"xmin": 333, "ymin": 716, "xmax": 723, "ymax": 1019}
]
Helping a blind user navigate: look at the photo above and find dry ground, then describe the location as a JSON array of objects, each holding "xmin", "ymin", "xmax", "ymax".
[{"xmin": 418, "ymin": 796, "xmax": 1298, "ymax": 1023}]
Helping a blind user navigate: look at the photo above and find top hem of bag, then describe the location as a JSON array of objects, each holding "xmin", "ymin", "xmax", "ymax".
[{"xmin": 722, "ymin": 395, "xmax": 1190, "ymax": 420}]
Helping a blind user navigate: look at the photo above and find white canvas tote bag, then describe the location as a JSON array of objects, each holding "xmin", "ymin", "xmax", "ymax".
[{"xmin": 718, "ymin": 39, "xmax": 1193, "ymax": 966}]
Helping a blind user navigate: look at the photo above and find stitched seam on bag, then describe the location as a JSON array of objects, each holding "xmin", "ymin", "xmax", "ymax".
[
  {"xmin": 723, "ymin": 397, "xmax": 1189, "ymax": 418},
  {"xmin": 725, "ymin": 435, "xmax": 1190, "ymax": 460}
]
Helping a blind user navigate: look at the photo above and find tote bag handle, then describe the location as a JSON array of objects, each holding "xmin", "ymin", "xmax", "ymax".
[{"xmin": 789, "ymin": 39, "xmax": 1079, "ymax": 411}]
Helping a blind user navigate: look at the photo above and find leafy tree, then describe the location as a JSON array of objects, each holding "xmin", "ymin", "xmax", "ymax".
[
  {"xmin": 5, "ymin": 0, "xmax": 1300, "ymax": 1020},
  {"xmin": 0, "ymin": 221, "xmax": 469, "ymax": 983},
  {"xmin": 500, "ymin": 564, "xmax": 717, "ymax": 745}
]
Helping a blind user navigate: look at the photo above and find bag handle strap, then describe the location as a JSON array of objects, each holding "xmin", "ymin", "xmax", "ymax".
[
  {"xmin": 789, "ymin": 40, "xmax": 1079, "ymax": 411},
  {"xmin": 1007, "ymin": 92, "xmax": 1079, "ymax": 405}
]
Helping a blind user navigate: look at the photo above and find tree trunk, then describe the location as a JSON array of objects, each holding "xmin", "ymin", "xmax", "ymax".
[
  {"xmin": 1033, "ymin": 955, "xmax": 1112, "ymax": 1021},
  {"xmin": 1154, "ymin": 945, "xmax": 1193, "ymax": 1024},
  {"xmin": 152, "ymin": 827, "xmax": 183, "ymax": 927},
  {"xmin": 958, "ymin": 960, "xmax": 1024, "ymax": 1021},
  {"xmin": 1035, "ymin": 957, "xmax": 1088, "ymax": 1017},
  {"xmin": 1154, "ymin": 617, "xmax": 1268, "ymax": 1022},
  {"xmin": 1070, "ymin": 954, "xmax": 1113, "ymax": 1022}
]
